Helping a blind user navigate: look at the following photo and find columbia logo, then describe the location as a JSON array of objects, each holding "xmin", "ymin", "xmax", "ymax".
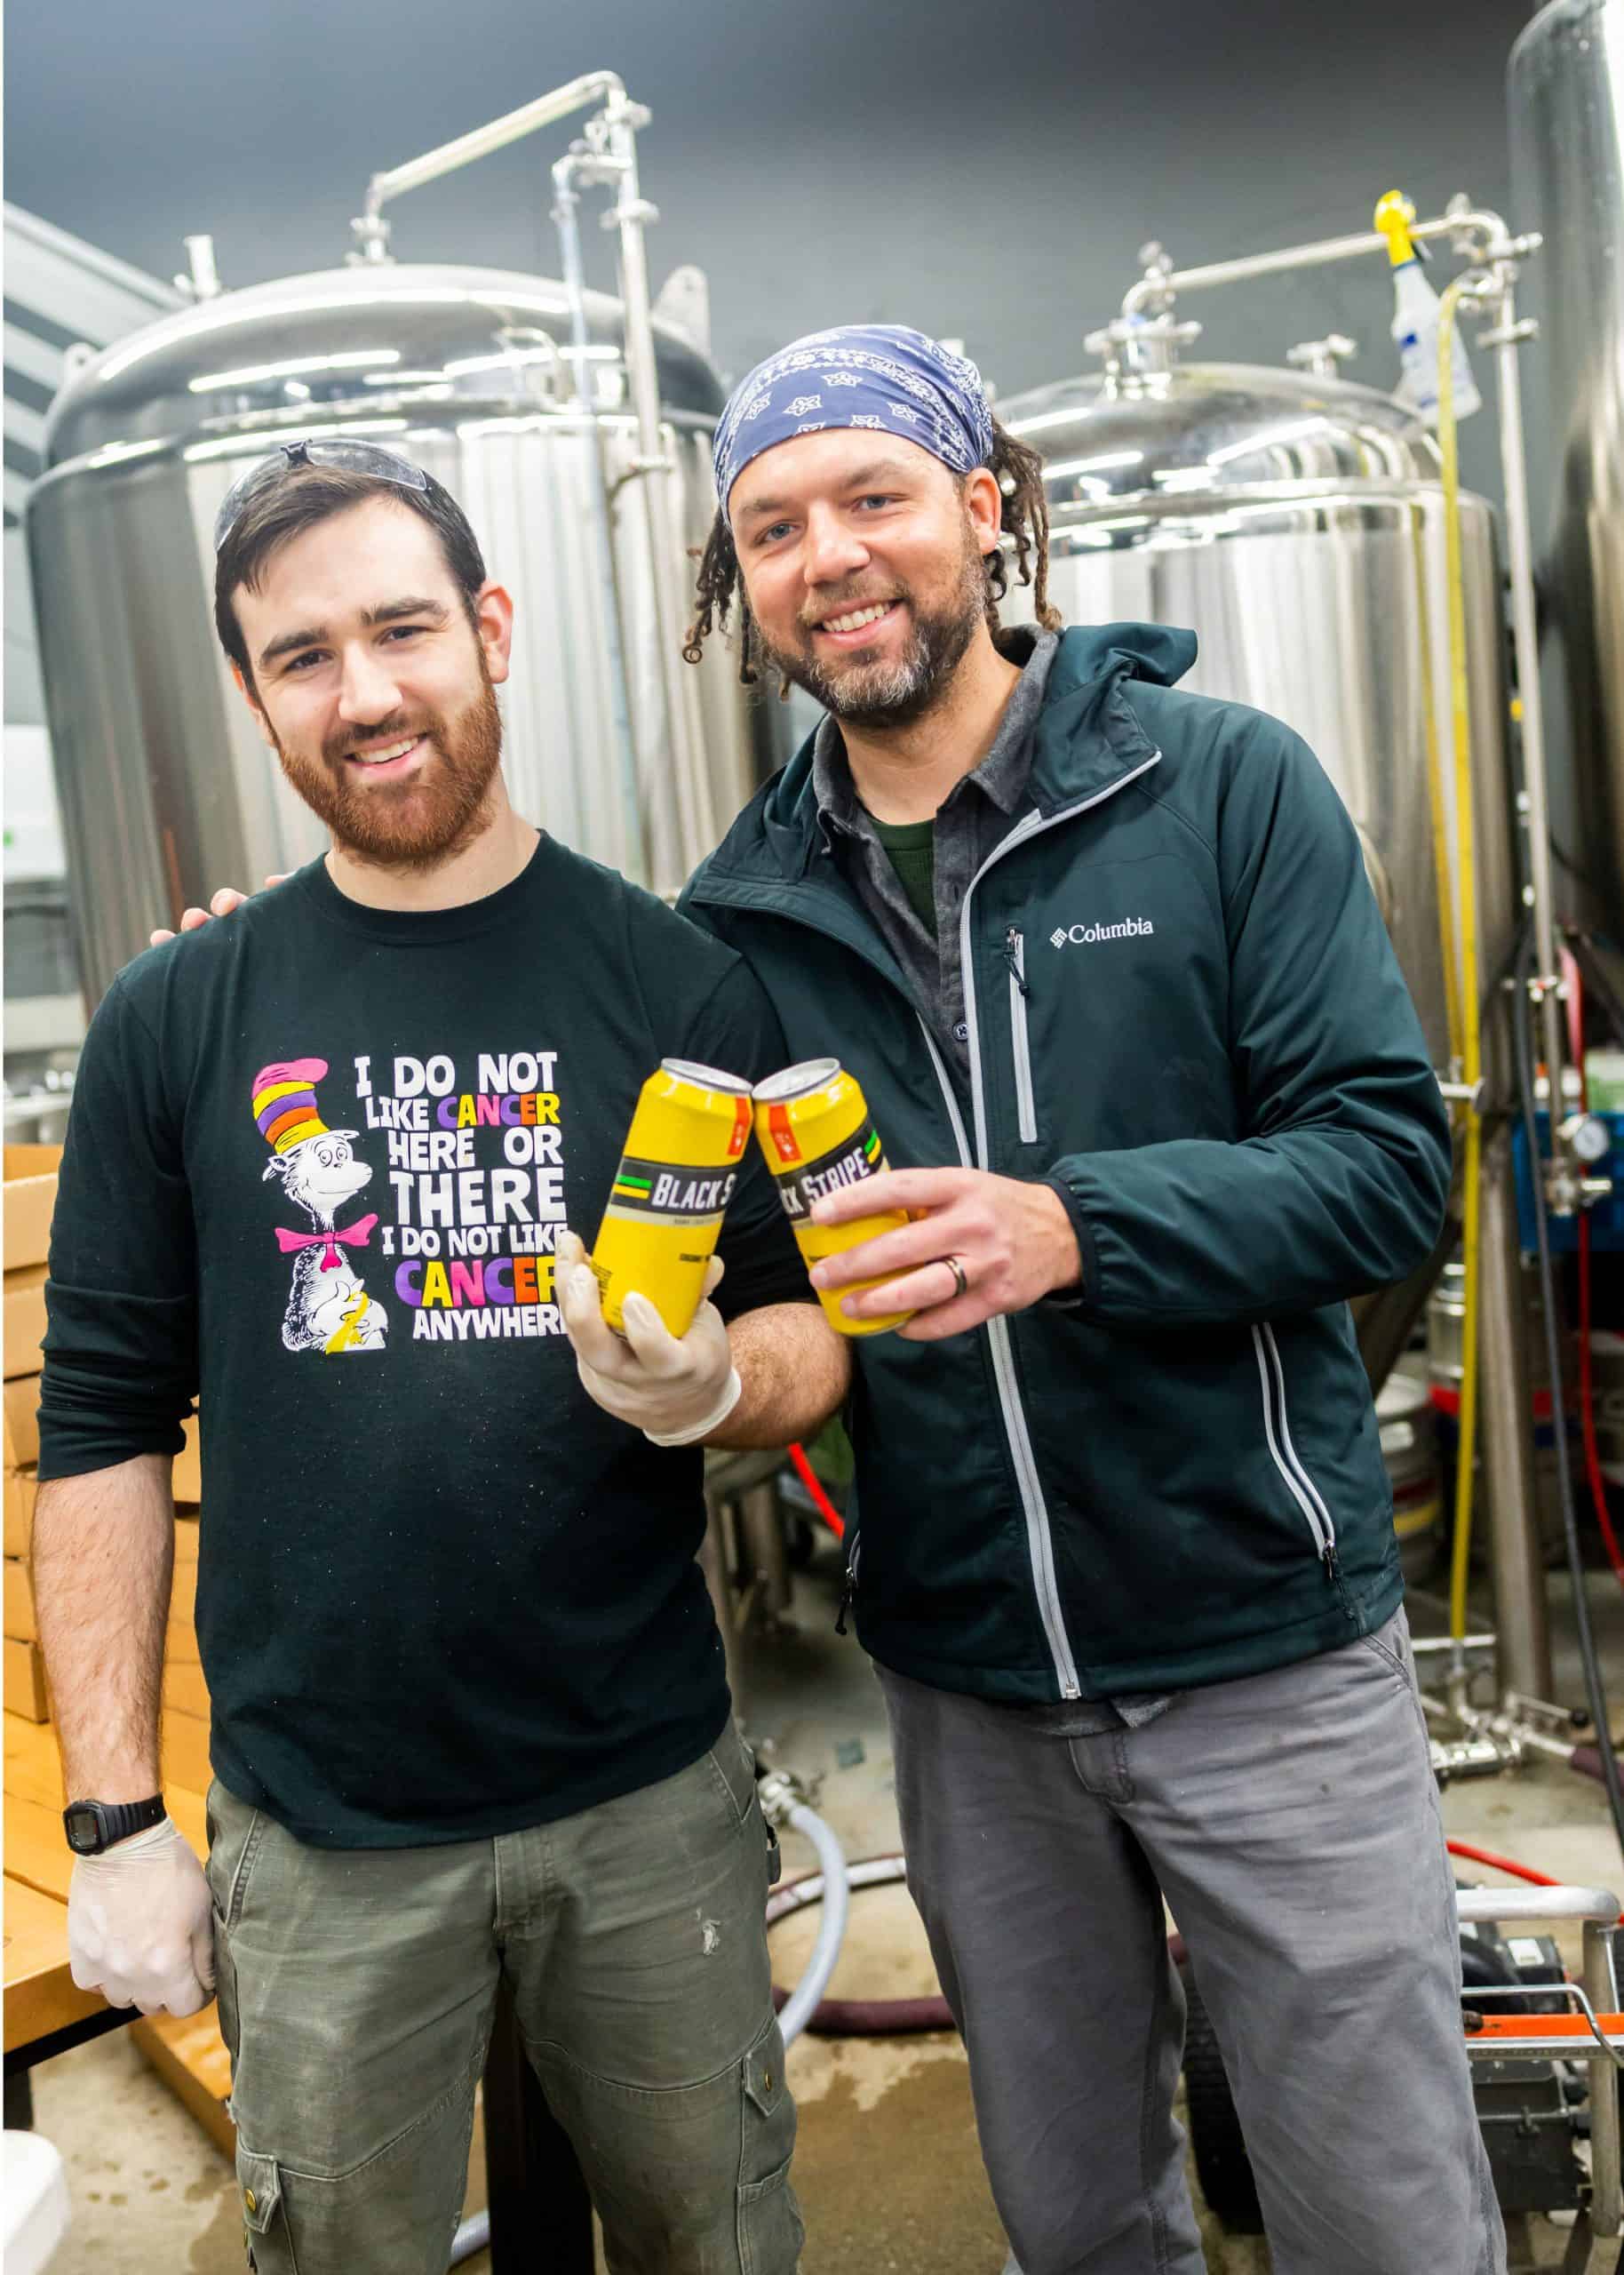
[{"xmin": 1051, "ymin": 918, "xmax": 1155, "ymax": 946}]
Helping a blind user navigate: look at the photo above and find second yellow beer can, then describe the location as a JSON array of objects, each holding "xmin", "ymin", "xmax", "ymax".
[
  {"xmin": 752, "ymin": 1058, "xmax": 916, "ymax": 1337},
  {"xmin": 591, "ymin": 1059, "xmax": 754, "ymax": 1338}
]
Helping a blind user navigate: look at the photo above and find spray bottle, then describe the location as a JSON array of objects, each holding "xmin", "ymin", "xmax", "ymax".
[{"xmin": 1374, "ymin": 191, "xmax": 1481, "ymax": 426}]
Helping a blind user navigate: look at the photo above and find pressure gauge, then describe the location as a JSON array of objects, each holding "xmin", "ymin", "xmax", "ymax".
[{"xmin": 1563, "ymin": 1114, "xmax": 1613, "ymax": 1165}]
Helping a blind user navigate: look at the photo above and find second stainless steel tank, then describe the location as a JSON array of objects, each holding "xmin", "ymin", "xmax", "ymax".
[
  {"xmin": 998, "ymin": 352, "xmax": 1518, "ymax": 1069},
  {"xmin": 27, "ymin": 260, "xmax": 760, "ymax": 1002}
]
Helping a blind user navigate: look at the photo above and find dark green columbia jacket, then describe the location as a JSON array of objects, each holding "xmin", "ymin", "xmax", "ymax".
[{"xmin": 681, "ymin": 623, "xmax": 1451, "ymax": 1702}]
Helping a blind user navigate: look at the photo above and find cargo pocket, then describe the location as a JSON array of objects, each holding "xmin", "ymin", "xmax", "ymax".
[
  {"xmin": 235, "ymin": 2148, "xmax": 294, "ymax": 2272},
  {"xmin": 737, "ymin": 2020, "xmax": 802, "ymax": 2274}
]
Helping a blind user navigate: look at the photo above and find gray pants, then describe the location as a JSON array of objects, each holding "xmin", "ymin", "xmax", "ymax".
[
  {"xmin": 206, "ymin": 1725, "xmax": 800, "ymax": 2274},
  {"xmin": 881, "ymin": 1611, "xmax": 1503, "ymax": 2275}
]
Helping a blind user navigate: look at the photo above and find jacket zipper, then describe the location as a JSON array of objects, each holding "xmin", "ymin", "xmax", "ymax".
[
  {"xmin": 835, "ymin": 1533, "xmax": 861, "ymax": 1635},
  {"xmin": 946, "ymin": 754, "xmax": 1163, "ymax": 1700},
  {"xmin": 1251, "ymin": 1323, "xmax": 1356, "ymax": 1619},
  {"xmin": 916, "ymin": 1019, "xmax": 1082, "ymax": 1697},
  {"xmin": 1004, "ymin": 926, "xmax": 1038, "ymax": 1144}
]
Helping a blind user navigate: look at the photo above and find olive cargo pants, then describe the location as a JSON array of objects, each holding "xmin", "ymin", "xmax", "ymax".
[{"xmin": 206, "ymin": 1725, "xmax": 800, "ymax": 2272}]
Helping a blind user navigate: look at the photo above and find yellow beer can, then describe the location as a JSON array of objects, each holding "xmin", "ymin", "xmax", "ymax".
[
  {"xmin": 752, "ymin": 1058, "xmax": 915, "ymax": 1337},
  {"xmin": 592, "ymin": 1059, "xmax": 754, "ymax": 1338}
]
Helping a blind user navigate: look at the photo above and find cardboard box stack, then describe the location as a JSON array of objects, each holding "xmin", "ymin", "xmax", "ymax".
[
  {"xmin": 4, "ymin": 1147, "xmax": 209, "ymax": 1744},
  {"xmin": 4, "ymin": 1153, "xmax": 56, "ymax": 1720},
  {"xmin": 3, "ymin": 1145, "xmax": 234, "ymax": 2146}
]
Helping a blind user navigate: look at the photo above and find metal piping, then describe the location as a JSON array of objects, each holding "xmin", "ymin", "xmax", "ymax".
[
  {"xmin": 1485, "ymin": 273, "xmax": 1568, "ymax": 1109},
  {"xmin": 1122, "ymin": 209, "xmax": 1518, "ymax": 318},
  {"xmin": 1115, "ymin": 202, "xmax": 1570, "ymax": 1137},
  {"xmin": 1477, "ymin": 1128, "xmax": 1553, "ymax": 1696},
  {"xmin": 1585, "ymin": 1920, "xmax": 1624, "ymax": 2238},
  {"xmin": 354, "ymin": 72, "xmax": 627, "ymax": 258},
  {"xmin": 179, "ymin": 235, "xmax": 221, "ymax": 301},
  {"xmin": 551, "ymin": 151, "xmax": 649, "ymax": 884},
  {"xmin": 345, "ymin": 74, "xmax": 713, "ymax": 877},
  {"xmin": 1456, "ymin": 1884, "xmax": 1620, "ymax": 1924},
  {"xmin": 598, "ymin": 101, "xmax": 718, "ymax": 863}
]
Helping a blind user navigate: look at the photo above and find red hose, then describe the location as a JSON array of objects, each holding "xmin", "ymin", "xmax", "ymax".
[
  {"xmin": 1446, "ymin": 1839, "xmax": 1562, "ymax": 1888},
  {"xmin": 771, "ymin": 1983, "xmax": 951, "ymax": 2034},
  {"xmin": 1566, "ymin": 955, "xmax": 1624, "ymax": 1590},
  {"xmin": 1579, "ymin": 1216, "xmax": 1624, "ymax": 1591},
  {"xmin": 787, "ymin": 1441, "xmax": 844, "ymax": 1540}
]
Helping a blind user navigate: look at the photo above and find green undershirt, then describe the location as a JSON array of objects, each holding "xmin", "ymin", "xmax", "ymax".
[{"xmin": 868, "ymin": 813, "xmax": 937, "ymax": 938}]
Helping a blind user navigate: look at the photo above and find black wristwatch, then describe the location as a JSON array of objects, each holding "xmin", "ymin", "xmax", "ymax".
[{"xmin": 62, "ymin": 1795, "xmax": 166, "ymax": 1856}]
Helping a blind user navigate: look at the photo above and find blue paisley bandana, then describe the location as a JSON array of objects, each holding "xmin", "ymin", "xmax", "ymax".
[{"xmin": 712, "ymin": 325, "xmax": 995, "ymax": 509}]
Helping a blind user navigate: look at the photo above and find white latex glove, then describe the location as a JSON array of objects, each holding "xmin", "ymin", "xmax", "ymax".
[
  {"xmin": 555, "ymin": 1227, "xmax": 742, "ymax": 1446},
  {"xmin": 68, "ymin": 1817, "xmax": 215, "ymax": 2016}
]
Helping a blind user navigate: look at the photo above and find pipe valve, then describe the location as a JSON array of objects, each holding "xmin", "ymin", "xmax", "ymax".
[
  {"xmin": 756, "ymin": 1766, "xmax": 818, "ymax": 1828},
  {"xmin": 1084, "ymin": 314, "xmax": 1203, "ymax": 380},
  {"xmin": 1286, "ymin": 334, "xmax": 1357, "ymax": 379}
]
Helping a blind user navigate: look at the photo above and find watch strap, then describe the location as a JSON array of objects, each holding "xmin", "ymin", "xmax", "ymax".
[{"xmin": 63, "ymin": 1794, "xmax": 166, "ymax": 1854}]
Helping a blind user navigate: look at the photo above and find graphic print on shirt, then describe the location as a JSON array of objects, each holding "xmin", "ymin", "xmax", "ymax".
[
  {"xmin": 252, "ymin": 1058, "xmax": 388, "ymax": 1356},
  {"xmin": 254, "ymin": 1050, "xmax": 571, "ymax": 1355},
  {"xmin": 362, "ymin": 1047, "xmax": 570, "ymax": 1348}
]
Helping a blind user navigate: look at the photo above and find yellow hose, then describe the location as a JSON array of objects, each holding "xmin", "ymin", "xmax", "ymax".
[
  {"xmin": 1413, "ymin": 515, "xmax": 1465, "ymax": 1073},
  {"xmin": 1435, "ymin": 273, "xmax": 1485, "ymax": 1645}
]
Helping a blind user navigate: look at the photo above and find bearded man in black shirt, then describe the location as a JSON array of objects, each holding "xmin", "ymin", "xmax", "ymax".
[{"xmin": 34, "ymin": 441, "xmax": 845, "ymax": 2275}]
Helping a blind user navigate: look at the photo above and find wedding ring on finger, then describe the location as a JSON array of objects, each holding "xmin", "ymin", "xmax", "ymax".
[{"xmin": 943, "ymin": 1255, "xmax": 970, "ymax": 1302}]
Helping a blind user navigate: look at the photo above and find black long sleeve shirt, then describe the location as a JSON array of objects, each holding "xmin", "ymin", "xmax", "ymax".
[{"xmin": 39, "ymin": 839, "xmax": 809, "ymax": 1846}]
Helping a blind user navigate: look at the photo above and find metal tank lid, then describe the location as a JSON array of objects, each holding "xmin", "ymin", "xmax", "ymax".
[
  {"xmin": 41, "ymin": 262, "xmax": 724, "ymax": 467},
  {"xmin": 1513, "ymin": 0, "xmax": 1610, "ymax": 69},
  {"xmin": 999, "ymin": 360, "xmax": 1443, "ymax": 511}
]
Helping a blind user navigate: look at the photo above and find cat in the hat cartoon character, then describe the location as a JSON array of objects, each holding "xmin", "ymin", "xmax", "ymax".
[{"xmin": 252, "ymin": 1058, "xmax": 387, "ymax": 1355}]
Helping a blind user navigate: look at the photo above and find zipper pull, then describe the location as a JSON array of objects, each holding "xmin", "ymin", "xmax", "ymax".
[
  {"xmin": 1321, "ymin": 1539, "xmax": 1359, "ymax": 1623},
  {"xmin": 1003, "ymin": 926, "xmax": 1030, "ymax": 996},
  {"xmin": 835, "ymin": 1542, "xmax": 860, "ymax": 1635}
]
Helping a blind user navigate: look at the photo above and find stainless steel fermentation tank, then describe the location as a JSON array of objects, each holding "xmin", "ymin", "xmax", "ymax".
[
  {"xmin": 998, "ymin": 353, "xmax": 1520, "ymax": 1074},
  {"xmin": 27, "ymin": 260, "xmax": 758, "ymax": 1002},
  {"xmin": 1511, "ymin": 0, "xmax": 1624, "ymax": 931}
]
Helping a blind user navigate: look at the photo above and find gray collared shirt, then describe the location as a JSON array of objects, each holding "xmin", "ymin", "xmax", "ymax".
[
  {"xmin": 812, "ymin": 628, "xmax": 1058, "ymax": 1081},
  {"xmin": 811, "ymin": 627, "xmax": 1168, "ymax": 1738}
]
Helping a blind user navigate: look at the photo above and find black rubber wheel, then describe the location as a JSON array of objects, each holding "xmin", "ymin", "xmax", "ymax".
[{"xmin": 1181, "ymin": 1962, "xmax": 1264, "ymax": 2235}]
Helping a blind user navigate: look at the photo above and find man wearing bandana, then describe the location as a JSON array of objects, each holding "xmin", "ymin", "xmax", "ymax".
[{"xmin": 674, "ymin": 328, "xmax": 1499, "ymax": 2275}]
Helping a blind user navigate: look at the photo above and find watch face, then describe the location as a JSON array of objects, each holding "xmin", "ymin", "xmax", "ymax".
[{"xmin": 64, "ymin": 1803, "xmax": 103, "ymax": 1855}]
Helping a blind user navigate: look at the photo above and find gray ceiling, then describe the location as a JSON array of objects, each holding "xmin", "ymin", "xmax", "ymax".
[{"xmin": 6, "ymin": 0, "xmax": 1536, "ymax": 423}]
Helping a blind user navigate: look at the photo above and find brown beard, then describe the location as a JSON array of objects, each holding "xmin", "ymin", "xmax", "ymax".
[
  {"xmin": 754, "ymin": 515, "xmax": 988, "ymax": 731},
  {"xmin": 271, "ymin": 660, "xmax": 505, "ymax": 871}
]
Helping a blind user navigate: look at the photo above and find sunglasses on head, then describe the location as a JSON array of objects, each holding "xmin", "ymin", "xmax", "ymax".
[{"xmin": 212, "ymin": 438, "xmax": 433, "ymax": 554}]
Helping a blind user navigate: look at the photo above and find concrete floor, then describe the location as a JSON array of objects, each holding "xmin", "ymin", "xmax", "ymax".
[{"xmin": 20, "ymin": 1537, "xmax": 1624, "ymax": 2274}]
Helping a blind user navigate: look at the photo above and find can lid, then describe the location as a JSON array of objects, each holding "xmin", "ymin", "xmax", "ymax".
[
  {"xmin": 752, "ymin": 1058, "xmax": 842, "ymax": 1104},
  {"xmin": 659, "ymin": 1058, "xmax": 754, "ymax": 1095}
]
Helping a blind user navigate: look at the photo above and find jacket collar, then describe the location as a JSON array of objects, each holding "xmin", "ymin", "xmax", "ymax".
[
  {"xmin": 811, "ymin": 627, "xmax": 1060, "ymax": 844},
  {"xmin": 701, "ymin": 620, "xmax": 1198, "ymax": 894}
]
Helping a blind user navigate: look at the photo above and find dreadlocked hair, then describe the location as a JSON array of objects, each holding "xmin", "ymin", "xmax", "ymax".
[{"xmin": 681, "ymin": 411, "xmax": 1061, "ymax": 684}]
